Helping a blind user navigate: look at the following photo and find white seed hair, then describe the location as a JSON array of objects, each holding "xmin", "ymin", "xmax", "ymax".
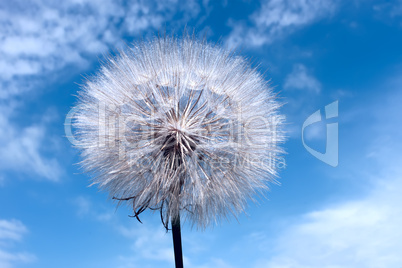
[{"xmin": 73, "ymin": 35, "xmax": 285, "ymax": 228}]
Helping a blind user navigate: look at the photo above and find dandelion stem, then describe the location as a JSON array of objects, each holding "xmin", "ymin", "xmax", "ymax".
[{"xmin": 172, "ymin": 214, "xmax": 184, "ymax": 268}]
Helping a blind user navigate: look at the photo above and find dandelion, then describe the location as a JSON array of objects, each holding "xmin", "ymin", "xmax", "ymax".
[{"xmin": 72, "ymin": 35, "xmax": 284, "ymax": 267}]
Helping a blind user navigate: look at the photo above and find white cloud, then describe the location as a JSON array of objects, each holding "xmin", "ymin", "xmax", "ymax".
[
  {"xmin": 0, "ymin": 219, "xmax": 36, "ymax": 268},
  {"xmin": 116, "ymin": 221, "xmax": 234, "ymax": 268},
  {"xmin": 190, "ymin": 258, "xmax": 235, "ymax": 268},
  {"xmin": 0, "ymin": 220, "xmax": 27, "ymax": 241},
  {"xmin": 72, "ymin": 196, "xmax": 114, "ymax": 221},
  {"xmin": 281, "ymin": 64, "xmax": 323, "ymax": 140},
  {"xmin": 257, "ymin": 176, "xmax": 402, "ymax": 268},
  {"xmin": 69, "ymin": 194, "xmax": 233, "ymax": 268},
  {"xmin": 253, "ymin": 86, "xmax": 402, "ymax": 267},
  {"xmin": 0, "ymin": 106, "xmax": 63, "ymax": 182},
  {"xmin": 226, "ymin": 0, "xmax": 337, "ymax": 48},
  {"xmin": 373, "ymin": 1, "xmax": 402, "ymax": 20},
  {"xmin": 116, "ymin": 224, "xmax": 175, "ymax": 268},
  {"xmin": 0, "ymin": 0, "xmax": 203, "ymax": 181},
  {"xmin": 284, "ymin": 64, "xmax": 321, "ymax": 93},
  {"xmin": 73, "ymin": 196, "xmax": 92, "ymax": 216},
  {"xmin": 0, "ymin": 0, "xmax": 201, "ymax": 99}
]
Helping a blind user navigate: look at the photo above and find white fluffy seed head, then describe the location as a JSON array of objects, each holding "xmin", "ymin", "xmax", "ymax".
[{"xmin": 73, "ymin": 35, "xmax": 285, "ymax": 229}]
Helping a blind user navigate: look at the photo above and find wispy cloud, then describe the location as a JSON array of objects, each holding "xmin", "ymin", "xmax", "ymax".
[
  {"xmin": 257, "ymin": 176, "xmax": 402, "ymax": 267},
  {"xmin": 373, "ymin": 0, "xmax": 402, "ymax": 21},
  {"xmin": 226, "ymin": 0, "xmax": 337, "ymax": 48},
  {"xmin": 117, "ymin": 224, "xmax": 175, "ymax": 267},
  {"xmin": 284, "ymin": 64, "xmax": 321, "ymax": 93},
  {"xmin": 253, "ymin": 84, "xmax": 402, "ymax": 268},
  {"xmin": 72, "ymin": 196, "xmax": 114, "ymax": 221},
  {"xmin": 0, "ymin": 219, "xmax": 35, "ymax": 268},
  {"xmin": 0, "ymin": 106, "xmax": 63, "ymax": 182},
  {"xmin": 116, "ymin": 223, "xmax": 233, "ymax": 268},
  {"xmin": 0, "ymin": 0, "xmax": 202, "ymax": 182},
  {"xmin": 281, "ymin": 64, "xmax": 323, "ymax": 139},
  {"xmin": 0, "ymin": 220, "xmax": 27, "ymax": 241},
  {"xmin": 0, "ymin": 0, "xmax": 201, "ymax": 99},
  {"xmin": 71, "ymin": 194, "xmax": 233, "ymax": 267},
  {"xmin": 73, "ymin": 196, "xmax": 92, "ymax": 216}
]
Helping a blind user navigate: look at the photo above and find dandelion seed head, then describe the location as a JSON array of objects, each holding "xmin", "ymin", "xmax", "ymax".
[{"xmin": 73, "ymin": 35, "xmax": 285, "ymax": 228}]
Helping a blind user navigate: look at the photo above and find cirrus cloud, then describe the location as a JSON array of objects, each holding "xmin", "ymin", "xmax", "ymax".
[
  {"xmin": 226, "ymin": 0, "xmax": 337, "ymax": 48},
  {"xmin": 0, "ymin": 219, "xmax": 35, "ymax": 268}
]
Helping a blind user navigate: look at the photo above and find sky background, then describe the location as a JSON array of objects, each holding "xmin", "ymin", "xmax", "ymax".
[{"xmin": 1, "ymin": 0, "xmax": 402, "ymax": 267}]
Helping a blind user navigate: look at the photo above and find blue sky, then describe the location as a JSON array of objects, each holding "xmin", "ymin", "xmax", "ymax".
[{"xmin": 1, "ymin": 0, "xmax": 402, "ymax": 267}]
